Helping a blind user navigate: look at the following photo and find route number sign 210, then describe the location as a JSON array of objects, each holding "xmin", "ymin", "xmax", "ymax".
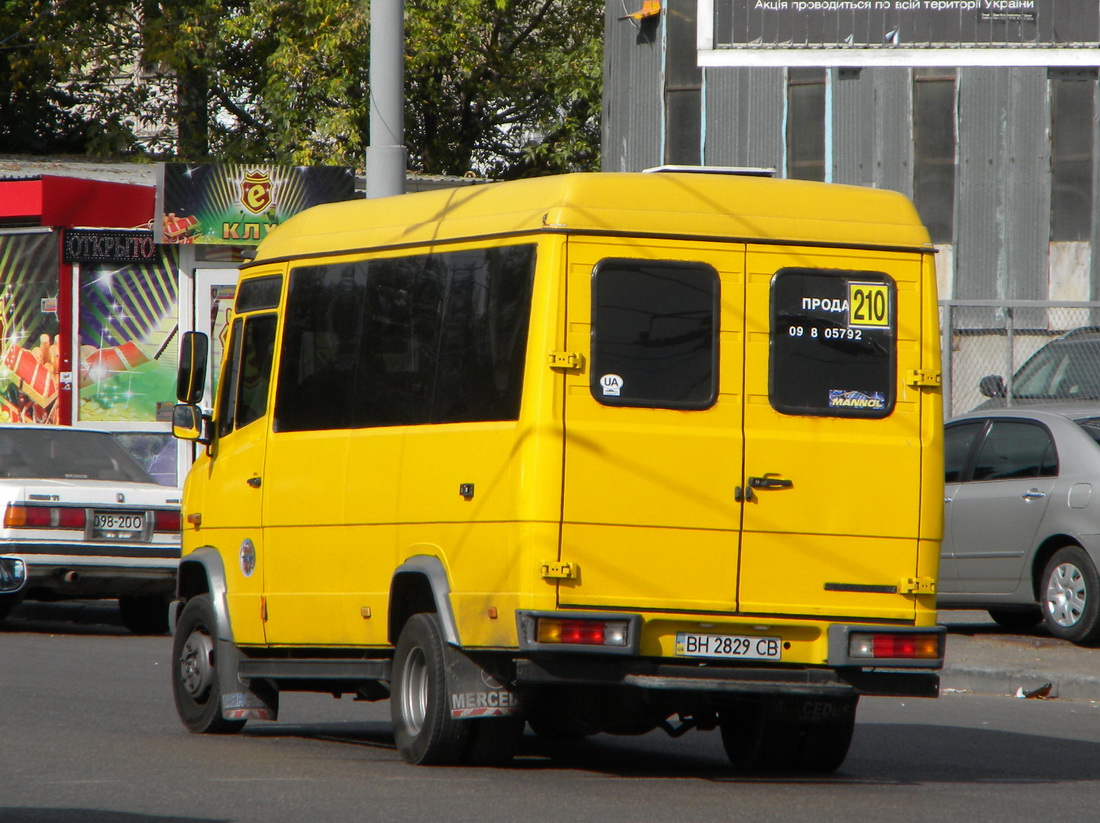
[{"xmin": 848, "ymin": 282, "xmax": 890, "ymax": 328}]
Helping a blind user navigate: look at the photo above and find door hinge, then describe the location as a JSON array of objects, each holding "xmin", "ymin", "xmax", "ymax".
[
  {"xmin": 548, "ymin": 350, "xmax": 585, "ymax": 372},
  {"xmin": 541, "ymin": 561, "xmax": 579, "ymax": 580},
  {"xmin": 900, "ymin": 577, "xmax": 936, "ymax": 595},
  {"xmin": 904, "ymin": 369, "xmax": 942, "ymax": 389}
]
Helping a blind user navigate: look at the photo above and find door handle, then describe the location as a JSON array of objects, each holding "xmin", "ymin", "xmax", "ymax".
[
  {"xmin": 1021, "ymin": 489, "xmax": 1045, "ymax": 500},
  {"xmin": 748, "ymin": 475, "xmax": 793, "ymax": 490},
  {"xmin": 247, "ymin": 476, "xmax": 262, "ymax": 489}
]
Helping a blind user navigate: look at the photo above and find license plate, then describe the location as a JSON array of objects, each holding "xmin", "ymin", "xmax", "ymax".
[
  {"xmin": 93, "ymin": 511, "xmax": 145, "ymax": 539},
  {"xmin": 675, "ymin": 632, "xmax": 782, "ymax": 661}
]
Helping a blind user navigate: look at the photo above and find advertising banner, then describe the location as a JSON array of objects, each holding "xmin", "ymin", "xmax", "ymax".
[
  {"xmin": 77, "ymin": 250, "xmax": 179, "ymax": 425},
  {"xmin": 713, "ymin": 0, "xmax": 1098, "ymax": 48},
  {"xmin": 702, "ymin": 0, "xmax": 1099, "ymax": 65},
  {"xmin": 155, "ymin": 163, "xmax": 355, "ymax": 245},
  {"xmin": 0, "ymin": 232, "xmax": 62, "ymax": 424}
]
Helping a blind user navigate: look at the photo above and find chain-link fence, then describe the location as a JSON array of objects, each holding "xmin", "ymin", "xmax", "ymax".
[{"xmin": 941, "ymin": 300, "xmax": 1100, "ymax": 418}]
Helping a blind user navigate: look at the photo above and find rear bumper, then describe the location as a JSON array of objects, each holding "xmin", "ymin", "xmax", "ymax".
[
  {"xmin": 7, "ymin": 542, "xmax": 179, "ymax": 598},
  {"xmin": 516, "ymin": 656, "xmax": 939, "ymax": 699}
]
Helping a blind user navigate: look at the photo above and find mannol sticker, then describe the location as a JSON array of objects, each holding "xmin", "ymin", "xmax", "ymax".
[{"xmin": 828, "ymin": 389, "xmax": 886, "ymax": 410}]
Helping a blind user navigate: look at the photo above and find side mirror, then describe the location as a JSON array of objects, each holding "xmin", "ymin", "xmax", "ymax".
[
  {"xmin": 177, "ymin": 331, "xmax": 209, "ymax": 404},
  {"xmin": 172, "ymin": 403, "xmax": 209, "ymax": 444},
  {"xmin": 979, "ymin": 374, "xmax": 1007, "ymax": 398},
  {"xmin": 0, "ymin": 556, "xmax": 26, "ymax": 594}
]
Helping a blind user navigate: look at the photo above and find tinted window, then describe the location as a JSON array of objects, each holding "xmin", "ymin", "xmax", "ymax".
[
  {"xmin": 944, "ymin": 421, "xmax": 983, "ymax": 483},
  {"xmin": 971, "ymin": 421, "xmax": 1057, "ymax": 481},
  {"xmin": 590, "ymin": 260, "xmax": 718, "ymax": 409},
  {"xmin": 236, "ymin": 275, "xmax": 283, "ymax": 312},
  {"xmin": 770, "ymin": 269, "xmax": 896, "ymax": 418},
  {"xmin": 274, "ymin": 245, "xmax": 536, "ymax": 432},
  {"xmin": 216, "ymin": 314, "xmax": 278, "ymax": 436}
]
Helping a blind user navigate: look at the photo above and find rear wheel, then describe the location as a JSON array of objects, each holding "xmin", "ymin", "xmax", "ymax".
[
  {"xmin": 119, "ymin": 594, "xmax": 170, "ymax": 635},
  {"xmin": 172, "ymin": 594, "xmax": 246, "ymax": 734},
  {"xmin": 720, "ymin": 695, "xmax": 858, "ymax": 773},
  {"xmin": 1041, "ymin": 546, "xmax": 1100, "ymax": 644},
  {"xmin": 391, "ymin": 613, "xmax": 471, "ymax": 765},
  {"xmin": 987, "ymin": 607, "xmax": 1042, "ymax": 632}
]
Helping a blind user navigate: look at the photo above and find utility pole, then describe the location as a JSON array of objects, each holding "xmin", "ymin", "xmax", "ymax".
[{"xmin": 366, "ymin": 0, "xmax": 407, "ymax": 199}]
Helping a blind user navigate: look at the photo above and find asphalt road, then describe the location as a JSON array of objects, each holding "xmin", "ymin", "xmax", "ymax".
[{"xmin": 2, "ymin": 602, "xmax": 1099, "ymax": 823}]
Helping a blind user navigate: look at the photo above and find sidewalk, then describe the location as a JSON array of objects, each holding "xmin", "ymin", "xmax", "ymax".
[{"xmin": 938, "ymin": 610, "xmax": 1100, "ymax": 702}]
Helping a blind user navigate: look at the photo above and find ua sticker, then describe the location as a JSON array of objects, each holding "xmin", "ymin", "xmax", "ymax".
[{"xmin": 600, "ymin": 374, "xmax": 623, "ymax": 397}]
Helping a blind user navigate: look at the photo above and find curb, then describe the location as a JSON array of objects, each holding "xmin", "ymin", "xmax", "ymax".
[{"xmin": 941, "ymin": 665, "xmax": 1100, "ymax": 702}]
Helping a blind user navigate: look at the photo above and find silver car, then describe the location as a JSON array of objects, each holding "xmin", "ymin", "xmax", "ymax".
[{"xmin": 939, "ymin": 405, "xmax": 1100, "ymax": 644}]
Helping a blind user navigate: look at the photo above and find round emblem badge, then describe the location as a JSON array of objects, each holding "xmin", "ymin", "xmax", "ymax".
[{"xmin": 239, "ymin": 539, "xmax": 256, "ymax": 577}]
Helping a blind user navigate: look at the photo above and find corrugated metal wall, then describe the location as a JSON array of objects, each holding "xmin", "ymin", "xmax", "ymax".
[
  {"xmin": 602, "ymin": 3, "xmax": 1098, "ymax": 303},
  {"xmin": 601, "ymin": 12, "xmax": 664, "ymax": 172}
]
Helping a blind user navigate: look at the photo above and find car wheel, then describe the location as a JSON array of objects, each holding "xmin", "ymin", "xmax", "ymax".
[
  {"xmin": 118, "ymin": 594, "xmax": 170, "ymax": 635},
  {"xmin": 987, "ymin": 607, "xmax": 1042, "ymax": 632},
  {"xmin": 1041, "ymin": 546, "xmax": 1100, "ymax": 644},
  {"xmin": 719, "ymin": 695, "xmax": 858, "ymax": 773},
  {"xmin": 391, "ymin": 612, "xmax": 471, "ymax": 765},
  {"xmin": 172, "ymin": 594, "xmax": 247, "ymax": 734}
]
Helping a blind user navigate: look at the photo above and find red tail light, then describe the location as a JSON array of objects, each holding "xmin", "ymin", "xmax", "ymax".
[
  {"xmin": 154, "ymin": 509, "xmax": 182, "ymax": 533},
  {"xmin": 4, "ymin": 504, "xmax": 85, "ymax": 530}
]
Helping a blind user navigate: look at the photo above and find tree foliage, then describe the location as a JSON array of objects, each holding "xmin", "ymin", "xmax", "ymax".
[{"xmin": 0, "ymin": 0, "xmax": 602, "ymax": 176}]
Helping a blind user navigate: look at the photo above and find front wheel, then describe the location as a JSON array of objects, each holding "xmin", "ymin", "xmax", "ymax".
[
  {"xmin": 391, "ymin": 613, "xmax": 470, "ymax": 765},
  {"xmin": 1041, "ymin": 546, "xmax": 1100, "ymax": 644},
  {"xmin": 172, "ymin": 594, "xmax": 246, "ymax": 734}
]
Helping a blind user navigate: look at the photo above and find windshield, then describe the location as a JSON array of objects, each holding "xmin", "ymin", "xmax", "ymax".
[
  {"xmin": 1012, "ymin": 338, "xmax": 1100, "ymax": 400},
  {"xmin": 1075, "ymin": 418, "xmax": 1100, "ymax": 447},
  {"xmin": 0, "ymin": 429, "xmax": 156, "ymax": 483}
]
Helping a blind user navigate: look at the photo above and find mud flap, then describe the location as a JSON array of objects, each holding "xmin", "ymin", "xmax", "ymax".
[
  {"xmin": 217, "ymin": 637, "xmax": 280, "ymax": 722},
  {"xmin": 443, "ymin": 644, "xmax": 522, "ymax": 720}
]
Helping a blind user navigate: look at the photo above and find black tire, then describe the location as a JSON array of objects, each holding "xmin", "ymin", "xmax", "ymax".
[
  {"xmin": 172, "ymin": 594, "xmax": 247, "ymax": 734},
  {"xmin": 0, "ymin": 592, "xmax": 20, "ymax": 622},
  {"xmin": 987, "ymin": 607, "xmax": 1042, "ymax": 632},
  {"xmin": 119, "ymin": 594, "xmax": 170, "ymax": 635},
  {"xmin": 720, "ymin": 695, "xmax": 858, "ymax": 773},
  {"xmin": 1041, "ymin": 546, "xmax": 1100, "ymax": 644},
  {"xmin": 390, "ymin": 612, "xmax": 471, "ymax": 765}
]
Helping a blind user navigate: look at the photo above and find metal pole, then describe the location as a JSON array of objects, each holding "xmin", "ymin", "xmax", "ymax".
[{"xmin": 366, "ymin": 0, "xmax": 407, "ymax": 199}]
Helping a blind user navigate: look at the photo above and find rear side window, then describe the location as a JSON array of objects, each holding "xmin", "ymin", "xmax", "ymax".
[
  {"xmin": 590, "ymin": 259, "xmax": 719, "ymax": 409},
  {"xmin": 274, "ymin": 245, "xmax": 536, "ymax": 432},
  {"xmin": 972, "ymin": 421, "xmax": 1057, "ymax": 481},
  {"xmin": 770, "ymin": 269, "xmax": 896, "ymax": 418},
  {"xmin": 944, "ymin": 421, "xmax": 984, "ymax": 482}
]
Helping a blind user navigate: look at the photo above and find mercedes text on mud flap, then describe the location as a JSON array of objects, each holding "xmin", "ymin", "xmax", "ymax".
[{"xmin": 169, "ymin": 171, "xmax": 945, "ymax": 771}]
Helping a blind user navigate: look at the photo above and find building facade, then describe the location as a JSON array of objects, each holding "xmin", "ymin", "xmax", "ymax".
[{"xmin": 601, "ymin": 1, "xmax": 1100, "ymax": 304}]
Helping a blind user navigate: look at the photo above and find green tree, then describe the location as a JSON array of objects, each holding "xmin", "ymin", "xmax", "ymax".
[{"xmin": 0, "ymin": 0, "xmax": 602, "ymax": 176}]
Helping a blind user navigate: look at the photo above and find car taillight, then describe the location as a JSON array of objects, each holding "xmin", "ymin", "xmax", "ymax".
[
  {"xmin": 536, "ymin": 618, "xmax": 629, "ymax": 647},
  {"xmin": 849, "ymin": 632, "xmax": 941, "ymax": 660},
  {"xmin": 154, "ymin": 509, "xmax": 182, "ymax": 533},
  {"xmin": 4, "ymin": 504, "xmax": 85, "ymax": 530}
]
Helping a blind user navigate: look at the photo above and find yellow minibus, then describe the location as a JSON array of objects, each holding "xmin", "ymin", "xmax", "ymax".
[{"xmin": 171, "ymin": 170, "xmax": 945, "ymax": 770}]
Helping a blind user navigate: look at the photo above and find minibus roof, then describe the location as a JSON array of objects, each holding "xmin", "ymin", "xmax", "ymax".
[{"xmin": 250, "ymin": 172, "xmax": 931, "ymax": 264}]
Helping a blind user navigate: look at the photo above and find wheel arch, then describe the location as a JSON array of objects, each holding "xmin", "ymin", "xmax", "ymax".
[
  {"xmin": 173, "ymin": 547, "xmax": 233, "ymax": 642},
  {"xmin": 389, "ymin": 555, "xmax": 460, "ymax": 647},
  {"xmin": 1030, "ymin": 535, "xmax": 1084, "ymax": 601}
]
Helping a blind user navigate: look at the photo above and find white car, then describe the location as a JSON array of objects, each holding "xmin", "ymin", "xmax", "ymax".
[{"xmin": 0, "ymin": 426, "xmax": 181, "ymax": 634}]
